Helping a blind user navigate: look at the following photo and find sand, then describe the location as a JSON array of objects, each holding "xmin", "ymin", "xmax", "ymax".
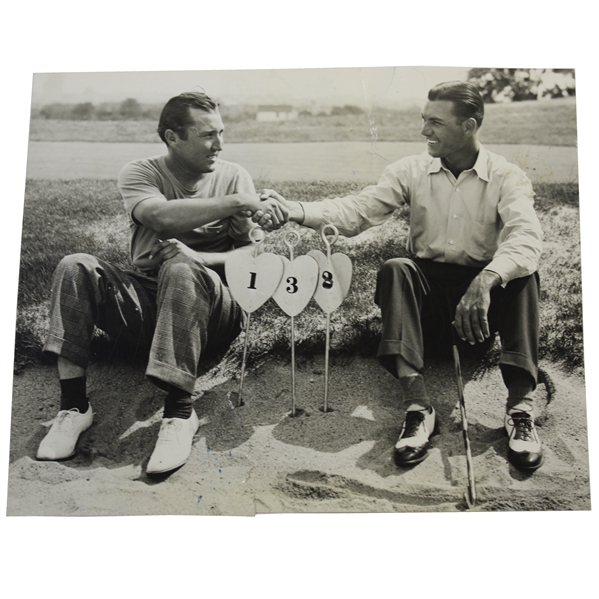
[{"xmin": 6, "ymin": 349, "xmax": 591, "ymax": 516}]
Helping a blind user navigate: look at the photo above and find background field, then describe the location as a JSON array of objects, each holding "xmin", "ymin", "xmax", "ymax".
[{"xmin": 28, "ymin": 97, "xmax": 578, "ymax": 146}]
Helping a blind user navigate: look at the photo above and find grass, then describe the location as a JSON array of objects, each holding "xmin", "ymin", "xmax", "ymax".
[
  {"xmin": 14, "ymin": 179, "xmax": 584, "ymax": 378},
  {"xmin": 28, "ymin": 98, "xmax": 577, "ymax": 146}
]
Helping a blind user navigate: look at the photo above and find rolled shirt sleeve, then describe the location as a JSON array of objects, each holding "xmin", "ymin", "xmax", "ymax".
[
  {"xmin": 301, "ymin": 165, "xmax": 408, "ymax": 236},
  {"xmin": 484, "ymin": 164, "xmax": 543, "ymax": 284}
]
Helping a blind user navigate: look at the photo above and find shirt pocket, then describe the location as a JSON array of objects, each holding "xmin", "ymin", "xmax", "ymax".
[{"xmin": 467, "ymin": 220, "xmax": 498, "ymax": 262}]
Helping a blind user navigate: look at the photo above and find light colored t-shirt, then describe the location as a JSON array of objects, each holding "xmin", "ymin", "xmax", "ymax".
[
  {"xmin": 118, "ymin": 155, "xmax": 257, "ymax": 273},
  {"xmin": 301, "ymin": 146, "xmax": 543, "ymax": 285}
]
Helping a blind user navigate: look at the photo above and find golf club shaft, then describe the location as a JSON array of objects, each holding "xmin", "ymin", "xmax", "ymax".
[{"xmin": 452, "ymin": 345, "xmax": 477, "ymax": 506}]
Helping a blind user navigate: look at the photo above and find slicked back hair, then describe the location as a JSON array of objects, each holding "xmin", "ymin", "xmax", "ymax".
[
  {"xmin": 157, "ymin": 91, "xmax": 219, "ymax": 145},
  {"xmin": 428, "ymin": 81, "xmax": 484, "ymax": 128}
]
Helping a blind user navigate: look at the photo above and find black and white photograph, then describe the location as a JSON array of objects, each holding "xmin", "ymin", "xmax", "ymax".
[
  {"xmin": 1, "ymin": 1, "xmax": 597, "ymax": 597},
  {"xmin": 6, "ymin": 65, "xmax": 589, "ymax": 515}
]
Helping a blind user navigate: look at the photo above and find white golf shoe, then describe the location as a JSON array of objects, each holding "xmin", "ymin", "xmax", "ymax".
[
  {"xmin": 147, "ymin": 409, "xmax": 199, "ymax": 474},
  {"xmin": 36, "ymin": 405, "xmax": 94, "ymax": 460}
]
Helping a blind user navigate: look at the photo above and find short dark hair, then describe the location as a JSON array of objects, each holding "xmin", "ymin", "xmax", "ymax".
[
  {"xmin": 428, "ymin": 81, "xmax": 484, "ymax": 128},
  {"xmin": 157, "ymin": 91, "xmax": 219, "ymax": 144}
]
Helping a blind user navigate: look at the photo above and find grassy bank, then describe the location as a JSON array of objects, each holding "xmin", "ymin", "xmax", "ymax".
[
  {"xmin": 28, "ymin": 98, "xmax": 577, "ymax": 146},
  {"xmin": 14, "ymin": 179, "xmax": 583, "ymax": 377}
]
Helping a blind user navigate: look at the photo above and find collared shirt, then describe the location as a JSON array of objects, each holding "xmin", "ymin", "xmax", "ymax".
[{"xmin": 301, "ymin": 145, "xmax": 543, "ymax": 284}]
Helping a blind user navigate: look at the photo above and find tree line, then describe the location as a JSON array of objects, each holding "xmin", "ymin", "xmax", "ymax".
[
  {"xmin": 33, "ymin": 98, "xmax": 160, "ymax": 121},
  {"xmin": 32, "ymin": 69, "xmax": 576, "ymax": 121},
  {"xmin": 467, "ymin": 68, "xmax": 575, "ymax": 103},
  {"xmin": 31, "ymin": 99, "xmax": 369, "ymax": 121}
]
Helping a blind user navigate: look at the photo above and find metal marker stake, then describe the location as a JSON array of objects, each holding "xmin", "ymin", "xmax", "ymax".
[
  {"xmin": 273, "ymin": 230, "xmax": 317, "ymax": 417},
  {"xmin": 235, "ymin": 228, "xmax": 266, "ymax": 407},
  {"xmin": 321, "ymin": 225, "xmax": 339, "ymax": 413},
  {"xmin": 323, "ymin": 313, "xmax": 331, "ymax": 412},
  {"xmin": 236, "ymin": 315, "xmax": 251, "ymax": 407},
  {"xmin": 286, "ymin": 233, "xmax": 298, "ymax": 417},
  {"xmin": 290, "ymin": 314, "xmax": 297, "ymax": 416}
]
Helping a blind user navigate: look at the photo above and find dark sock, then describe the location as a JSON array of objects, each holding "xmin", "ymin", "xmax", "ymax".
[
  {"xmin": 163, "ymin": 385, "xmax": 193, "ymax": 419},
  {"xmin": 59, "ymin": 377, "xmax": 89, "ymax": 412},
  {"xmin": 399, "ymin": 374, "xmax": 430, "ymax": 410}
]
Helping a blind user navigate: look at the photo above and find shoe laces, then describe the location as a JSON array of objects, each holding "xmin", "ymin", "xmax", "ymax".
[
  {"xmin": 53, "ymin": 409, "xmax": 81, "ymax": 432},
  {"xmin": 510, "ymin": 411, "xmax": 535, "ymax": 442},
  {"xmin": 158, "ymin": 418, "xmax": 185, "ymax": 442},
  {"xmin": 403, "ymin": 410, "xmax": 426, "ymax": 438}
]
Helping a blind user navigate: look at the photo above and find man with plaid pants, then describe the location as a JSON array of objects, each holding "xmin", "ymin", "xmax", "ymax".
[{"xmin": 37, "ymin": 91, "xmax": 286, "ymax": 474}]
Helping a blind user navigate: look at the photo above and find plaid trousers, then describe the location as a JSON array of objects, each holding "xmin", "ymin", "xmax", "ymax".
[{"xmin": 43, "ymin": 253, "xmax": 244, "ymax": 393}]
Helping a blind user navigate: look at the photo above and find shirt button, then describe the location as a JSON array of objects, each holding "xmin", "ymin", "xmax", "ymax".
[
  {"xmin": 452, "ymin": 213, "xmax": 457, "ymax": 219},
  {"xmin": 455, "ymin": 188, "xmax": 460, "ymax": 192},
  {"xmin": 449, "ymin": 240, "xmax": 455, "ymax": 245}
]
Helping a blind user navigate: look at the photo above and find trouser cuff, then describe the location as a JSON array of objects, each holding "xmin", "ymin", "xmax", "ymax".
[
  {"xmin": 146, "ymin": 360, "xmax": 197, "ymax": 394},
  {"xmin": 42, "ymin": 334, "xmax": 90, "ymax": 369},
  {"xmin": 499, "ymin": 351, "xmax": 538, "ymax": 388},
  {"xmin": 377, "ymin": 340, "xmax": 423, "ymax": 379}
]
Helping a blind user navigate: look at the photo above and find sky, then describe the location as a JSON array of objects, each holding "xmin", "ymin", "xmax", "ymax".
[{"xmin": 32, "ymin": 66, "xmax": 469, "ymax": 109}]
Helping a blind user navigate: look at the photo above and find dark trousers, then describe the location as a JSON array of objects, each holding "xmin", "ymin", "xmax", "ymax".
[{"xmin": 374, "ymin": 258, "xmax": 540, "ymax": 389}]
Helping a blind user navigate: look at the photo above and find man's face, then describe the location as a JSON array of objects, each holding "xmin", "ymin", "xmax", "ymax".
[
  {"xmin": 173, "ymin": 108, "xmax": 225, "ymax": 174},
  {"xmin": 420, "ymin": 100, "xmax": 470, "ymax": 160}
]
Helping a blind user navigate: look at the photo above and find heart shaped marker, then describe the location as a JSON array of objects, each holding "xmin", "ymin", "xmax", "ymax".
[
  {"xmin": 307, "ymin": 250, "xmax": 352, "ymax": 314},
  {"xmin": 273, "ymin": 255, "xmax": 319, "ymax": 317},
  {"xmin": 226, "ymin": 251, "xmax": 284, "ymax": 313}
]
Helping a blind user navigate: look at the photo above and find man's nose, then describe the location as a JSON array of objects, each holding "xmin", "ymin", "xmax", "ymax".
[
  {"xmin": 213, "ymin": 134, "xmax": 223, "ymax": 151},
  {"xmin": 421, "ymin": 122, "xmax": 431, "ymax": 137}
]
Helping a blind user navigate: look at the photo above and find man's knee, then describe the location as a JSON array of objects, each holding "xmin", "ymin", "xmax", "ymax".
[
  {"xmin": 53, "ymin": 253, "xmax": 101, "ymax": 288},
  {"xmin": 158, "ymin": 255, "xmax": 216, "ymax": 291},
  {"xmin": 56, "ymin": 252, "xmax": 99, "ymax": 272},
  {"xmin": 375, "ymin": 258, "xmax": 419, "ymax": 306},
  {"xmin": 160, "ymin": 255, "xmax": 204, "ymax": 276},
  {"xmin": 378, "ymin": 257, "xmax": 417, "ymax": 283}
]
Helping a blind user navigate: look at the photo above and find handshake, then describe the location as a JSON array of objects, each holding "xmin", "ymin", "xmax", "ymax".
[{"xmin": 241, "ymin": 189, "xmax": 302, "ymax": 231}]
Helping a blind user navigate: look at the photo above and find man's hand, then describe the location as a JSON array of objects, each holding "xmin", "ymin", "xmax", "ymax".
[
  {"xmin": 260, "ymin": 189, "xmax": 305, "ymax": 224},
  {"xmin": 252, "ymin": 193, "xmax": 289, "ymax": 230},
  {"xmin": 237, "ymin": 191, "xmax": 288, "ymax": 231},
  {"xmin": 453, "ymin": 270, "xmax": 501, "ymax": 345},
  {"xmin": 149, "ymin": 238, "xmax": 203, "ymax": 264}
]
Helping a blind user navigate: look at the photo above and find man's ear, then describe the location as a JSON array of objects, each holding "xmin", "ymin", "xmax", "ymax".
[
  {"xmin": 165, "ymin": 129, "xmax": 178, "ymax": 147},
  {"xmin": 462, "ymin": 117, "xmax": 478, "ymax": 137}
]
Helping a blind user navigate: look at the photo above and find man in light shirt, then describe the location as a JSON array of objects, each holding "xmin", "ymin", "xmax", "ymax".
[
  {"xmin": 264, "ymin": 81, "xmax": 544, "ymax": 472},
  {"xmin": 37, "ymin": 91, "xmax": 285, "ymax": 475}
]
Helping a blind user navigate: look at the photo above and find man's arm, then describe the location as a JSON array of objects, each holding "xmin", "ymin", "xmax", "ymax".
[
  {"xmin": 259, "ymin": 164, "xmax": 408, "ymax": 237},
  {"xmin": 454, "ymin": 166, "xmax": 542, "ymax": 345},
  {"xmin": 119, "ymin": 161, "xmax": 285, "ymax": 238},
  {"xmin": 481, "ymin": 166, "xmax": 543, "ymax": 284},
  {"xmin": 149, "ymin": 237, "xmax": 255, "ymax": 268},
  {"xmin": 133, "ymin": 194, "xmax": 276, "ymax": 238}
]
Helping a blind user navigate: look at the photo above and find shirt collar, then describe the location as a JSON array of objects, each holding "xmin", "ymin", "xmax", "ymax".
[{"xmin": 427, "ymin": 145, "xmax": 489, "ymax": 182}]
